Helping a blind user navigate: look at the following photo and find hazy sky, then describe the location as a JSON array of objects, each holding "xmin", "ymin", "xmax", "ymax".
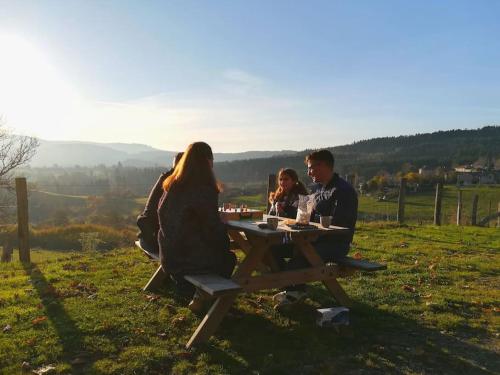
[{"xmin": 0, "ymin": 1, "xmax": 499, "ymax": 152}]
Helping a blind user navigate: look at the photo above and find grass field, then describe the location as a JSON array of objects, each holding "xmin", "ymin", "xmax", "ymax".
[
  {"xmin": 1, "ymin": 223, "xmax": 498, "ymax": 374},
  {"xmin": 358, "ymin": 185, "xmax": 500, "ymax": 225}
]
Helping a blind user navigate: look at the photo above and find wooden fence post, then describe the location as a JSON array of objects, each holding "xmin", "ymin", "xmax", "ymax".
[
  {"xmin": 397, "ymin": 177, "xmax": 407, "ymax": 224},
  {"xmin": 266, "ymin": 174, "xmax": 276, "ymax": 213},
  {"xmin": 456, "ymin": 189, "xmax": 462, "ymax": 226},
  {"xmin": 433, "ymin": 183, "xmax": 442, "ymax": 226},
  {"xmin": 488, "ymin": 200, "xmax": 492, "ymax": 227},
  {"xmin": 350, "ymin": 174, "xmax": 356, "ymax": 188},
  {"xmin": 471, "ymin": 194, "xmax": 479, "ymax": 226},
  {"xmin": 15, "ymin": 177, "xmax": 30, "ymax": 263},
  {"xmin": 345, "ymin": 174, "xmax": 356, "ymax": 187},
  {"xmin": 497, "ymin": 202, "xmax": 500, "ymax": 228}
]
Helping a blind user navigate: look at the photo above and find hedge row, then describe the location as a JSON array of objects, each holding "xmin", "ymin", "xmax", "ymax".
[{"xmin": 0, "ymin": 224, "xmax": 136, "ymax": 251}]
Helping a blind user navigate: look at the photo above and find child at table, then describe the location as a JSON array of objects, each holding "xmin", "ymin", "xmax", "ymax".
[
  {"xmin": 268, "ymin": 168, "xmax": 308, "ymax": 218},
  {"xmin": 158, "ymin": 142, "xmax": 236, "ymax": 311}
]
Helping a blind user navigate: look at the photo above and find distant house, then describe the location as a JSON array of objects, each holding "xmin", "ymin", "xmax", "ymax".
[
  {"xmin": 418, "ymin": 166, "xmax": 433, "ymax": 178},
  {"xmin": 479, "ymin": 172, "xmax": 497, "ymax": 184},
  {"xmin": 455, "ymin": 165, "xmax": 498, "ymax": 185}
]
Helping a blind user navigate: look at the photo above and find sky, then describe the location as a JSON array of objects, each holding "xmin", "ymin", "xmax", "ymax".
[{"xmin": 0, "ymin": 0, "xmax": 499, "ymax": 152}]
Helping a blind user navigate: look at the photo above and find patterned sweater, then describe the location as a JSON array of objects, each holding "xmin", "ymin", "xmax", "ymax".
[
  {"xmin": 157, "ymin": 185, "xmax": 230, "ymax": 276},
  {"xmin": 268, "ymin": 191, "xmax": 301, "ymax": 219}
]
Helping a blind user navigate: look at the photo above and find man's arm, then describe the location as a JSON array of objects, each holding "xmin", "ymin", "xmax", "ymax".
[{"xmin": 331, "ymin": 188, "xmax": 358, "ymax": 230}]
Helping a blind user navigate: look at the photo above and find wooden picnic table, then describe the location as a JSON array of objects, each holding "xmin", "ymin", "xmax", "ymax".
[{"xmin": 185, "ymin": 216, "xmax": 355, "ymax": 348}]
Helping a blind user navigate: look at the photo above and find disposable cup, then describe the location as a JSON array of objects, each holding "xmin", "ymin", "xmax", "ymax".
[
  {"xmin": 320, "ymin": 216, "xmax": 332, "ymax": 228},
  {"xmin": 267, "ymin": 217, "xmax": 279, "ymax": 230}
]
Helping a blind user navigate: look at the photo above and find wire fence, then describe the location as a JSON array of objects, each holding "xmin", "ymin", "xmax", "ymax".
[
  {"xmin": 7, "ymin": 178, "xmax": 500, "ymax": 230},
  {"xmin": 358, "ymin": 185, "xmax": 500, "ymax": 226}
]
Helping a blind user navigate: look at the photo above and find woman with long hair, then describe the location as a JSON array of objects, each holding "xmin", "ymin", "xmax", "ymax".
[
  {"xmin": 268, "ymin": 168, "xmax": 308, "ymax": 218},
  {"xmin": 158, "ymin": 142, "xmax": 236, "ymax": 309}
]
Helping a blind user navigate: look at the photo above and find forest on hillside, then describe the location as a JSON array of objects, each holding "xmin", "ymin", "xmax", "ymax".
[
  {"xmin": 216, "ymin": 126, "xmax": 500, "ymax": 183},
  {"xmin": 16, "ymin": 126, "xmax": 500, "ymax": 197}
]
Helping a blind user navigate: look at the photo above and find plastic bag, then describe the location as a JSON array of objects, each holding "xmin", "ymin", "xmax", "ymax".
[{"xmin": 295, "ymin": 194, "xmax": 315, "ymax": 224}]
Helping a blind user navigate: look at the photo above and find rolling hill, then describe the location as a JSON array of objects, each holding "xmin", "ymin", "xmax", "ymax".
[{"xmin": 29, "ymin": 140, "xmax": 296, "ymax": 167}]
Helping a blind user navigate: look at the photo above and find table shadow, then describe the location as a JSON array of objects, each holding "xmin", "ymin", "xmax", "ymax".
[{"xmin": 201, "ymin": 298, "xmax": 498, "ymax": 374}]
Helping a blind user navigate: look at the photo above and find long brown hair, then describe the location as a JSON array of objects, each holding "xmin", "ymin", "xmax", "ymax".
[
  {"xmin": 269, "ymin": 168, "xmax": 308, "ymax": 203},
  {"xmin": 163, "ymin": 142, "xmax": 220, "ymax": 193}
]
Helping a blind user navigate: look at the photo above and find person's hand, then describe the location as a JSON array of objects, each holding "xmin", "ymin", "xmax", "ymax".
[{"xmin": 276, "ymin": 202, "xmax": 285, "ymax": 214}]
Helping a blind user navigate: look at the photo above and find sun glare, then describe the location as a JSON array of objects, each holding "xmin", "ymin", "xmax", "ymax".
[{"xmin": 0, "ymin": 34, "xmax": 81, "ymax": 138}]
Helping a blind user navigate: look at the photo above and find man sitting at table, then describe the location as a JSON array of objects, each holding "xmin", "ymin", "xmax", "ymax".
[{"xmin": 273, "ymin": 149, "xmax": 358, "ymax": 308}]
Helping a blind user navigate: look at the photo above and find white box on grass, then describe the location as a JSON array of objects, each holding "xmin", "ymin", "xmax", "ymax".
[{"xmin": 316, "ymin": 307, "xmax": 349, "ymax": 327}]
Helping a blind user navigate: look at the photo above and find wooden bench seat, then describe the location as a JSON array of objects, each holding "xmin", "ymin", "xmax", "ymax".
[
  {"xmin": 335, "ymin": 256, "xmax": 387, "ymax": 272},
  {"xmin": 184, "ymin": 274, "xmax": 242, "ymax": 297}
]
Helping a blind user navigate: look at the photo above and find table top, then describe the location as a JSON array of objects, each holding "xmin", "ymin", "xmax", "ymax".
[{"xmin": 226, "ymin": 215, "xmax": 350, "ymax": 238}]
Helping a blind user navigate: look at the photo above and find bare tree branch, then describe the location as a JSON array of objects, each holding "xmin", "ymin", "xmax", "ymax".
[{"xmin": 0, "ymin": 116, "xmax": 39, "ymax": 179}]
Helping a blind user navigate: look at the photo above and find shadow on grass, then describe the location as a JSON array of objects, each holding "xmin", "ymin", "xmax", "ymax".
[
  {"xmin": 400, "ymin": 232, "xmax": 496, "ymax": 252},
  {"xmin": 200, "ymin": 297, "xmax": 498, "ymax": 375},
  {"xmin": 23, "ymin": 262, "xmax": 93, "ymax": 374}
]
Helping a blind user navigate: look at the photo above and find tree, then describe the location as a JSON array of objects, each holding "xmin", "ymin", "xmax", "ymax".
[
  {"xmin": 0, "ymin": 117, "xmax": 39, "ymax": 185},
  {"xmin": 0, "ymin": 117, "xmax": 39, "ymax": 222},
  {"xmin": 405, "ymin": 172, "xmax": 420, "ymax": 184}
]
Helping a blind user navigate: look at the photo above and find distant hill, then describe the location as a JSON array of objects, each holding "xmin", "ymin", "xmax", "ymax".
[
  {"xmin": 25, "ymin": 127, "xmax": 500, "ymax": 186},
  {"xmin": 214, "ymin": 126, "xmax": 500, "ymax": 183},
  {"xmin": 29, "ymin": 140, "xmax": 297, "ymax": 167}
]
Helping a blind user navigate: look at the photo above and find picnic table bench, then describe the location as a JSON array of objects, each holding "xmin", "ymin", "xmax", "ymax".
[{"xmin": 139, "ymin": 216, "xmax": 386, "ymax": 349}]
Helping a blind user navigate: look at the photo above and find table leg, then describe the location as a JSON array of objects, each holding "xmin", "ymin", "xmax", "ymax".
[
  {"xmin": 186, "ymin": 237, "xmax": 271, "ymax": 348},
  {"xmin": 228, "ymin": 230, "xmax": 280, "ymax": 272},
  {"xmin": 295, "ymin": 238, "xmax": 352, "ymax": 307}
]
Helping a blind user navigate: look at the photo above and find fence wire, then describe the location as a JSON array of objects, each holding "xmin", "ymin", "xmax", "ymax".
[{"xmin": 358, "ymin": 185, "xmax": 500, "ymax": 226}]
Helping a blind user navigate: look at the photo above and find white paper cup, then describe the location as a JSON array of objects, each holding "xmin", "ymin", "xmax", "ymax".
[
  {"xmin": 320, "ymin": 216, "xmax": 332, "ymax": 228},
  {"xmin": 267, "ymin": 217, "xmax": 279, "ymax": 230}
]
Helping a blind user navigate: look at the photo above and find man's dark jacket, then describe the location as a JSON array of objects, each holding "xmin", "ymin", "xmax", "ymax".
[{"xmin": 310, "ymin": 173, "xmax": 358, "ymax": 244}]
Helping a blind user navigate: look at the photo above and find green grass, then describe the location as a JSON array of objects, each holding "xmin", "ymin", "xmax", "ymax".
[
  {"xmin": 228, "ymin": 193, "xmax": 266, "ymax": 210},
  {"xmin": 360, "ymin": 185, "xmax": 500, "ymax": 224},
  {"xmin": 1, "ymin": 224, "xmax": 499, "ymax": 374}
]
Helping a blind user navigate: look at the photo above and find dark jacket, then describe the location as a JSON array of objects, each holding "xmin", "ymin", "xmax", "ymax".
[
  {"xmin": 136, "ymin": 169, "xmax": 173, "ymax": 253},
  {"xmin": 157, "ymin": 184, "xmax": 231, "ymax": 276},
  {"xmin": 310, "ymin": 173, "xmax": 358, "ymax": 243}
]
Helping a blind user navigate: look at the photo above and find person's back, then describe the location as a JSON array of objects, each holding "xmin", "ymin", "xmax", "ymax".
[
  {"xmin": 136, "ymin": 152, "xmax": 183, "ymax": 256},
  {"xmin": 136, "ymin": 170, "xmax": 172, "ymax": 255},
  {"xmin": 157, "ymin": 142, "xmax": 236, "ymax": 306},
  {"xmin": 158, "ymin": 183, "xmax": 230, "ymax": 276}
]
